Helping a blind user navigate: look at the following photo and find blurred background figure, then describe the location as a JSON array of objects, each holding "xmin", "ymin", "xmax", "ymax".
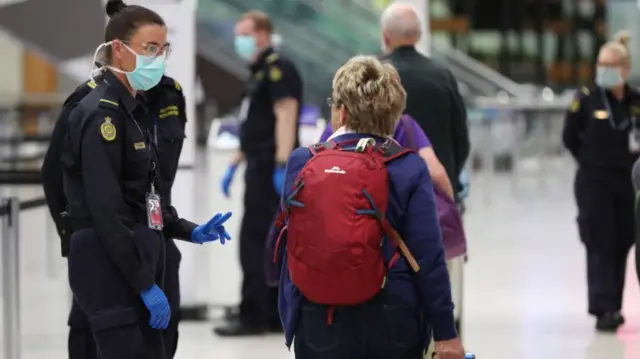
[
  {"xmin": 380, "ymin": 3, "xmax": 470, "ymax": 203},
  {"xmin": 562, "ymin": 30, "xmax": 640, "ymax": 332},
  {"xmin": 214, "ymin": 10, "xmax": 302, "ymax": 337},
  {"xmin": 1, "ymin": 0, "xmax": 640, "ymax": 358}
]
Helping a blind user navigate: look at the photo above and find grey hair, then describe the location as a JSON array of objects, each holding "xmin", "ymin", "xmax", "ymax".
[{"xmin": 380, "ymin": 3, "xmax": 422, "ymax": 38}]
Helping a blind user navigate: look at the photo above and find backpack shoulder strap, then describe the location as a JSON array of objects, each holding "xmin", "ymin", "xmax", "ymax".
[
  {"xmin": 379, "ymin": 139, "xmax": 413, "ymax": 163},
  {"xmin": 308, "ymin": 141, "xmax": 335, "ymax": 155}
]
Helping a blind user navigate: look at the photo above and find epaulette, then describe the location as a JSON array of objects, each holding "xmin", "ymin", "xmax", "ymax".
[
  {"xmin": 159, "ymin": 76, "xmax": 183, "ymax": 93},
  {"xmin": 86, "ymin": 80, "xmax": 98, "ymax": 89},
  {"xmin": 97, "ymin": 98, "xmax": 119, "ymax": 109},
  {"xmin": 580, "ymin": 86, "xmax": 590, "ymax": 96},
  {"xmin": 266, "ymin": 53, "xmax": 279, "ymax": 64}
]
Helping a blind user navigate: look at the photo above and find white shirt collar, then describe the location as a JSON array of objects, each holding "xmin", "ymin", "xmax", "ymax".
[{"xmin": 326, "ymin": 126, "xmax": 352, "ymax": 141}]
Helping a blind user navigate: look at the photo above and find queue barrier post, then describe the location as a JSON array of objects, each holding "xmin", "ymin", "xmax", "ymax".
[{"xmin": 2, "ymin": 197, "xmax": 21, "ymax": 359}]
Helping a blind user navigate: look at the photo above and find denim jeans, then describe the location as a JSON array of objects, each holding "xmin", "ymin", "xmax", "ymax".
[{"xmin": 294, "ymin": 292, "xmax": 424, "ymax": 359}]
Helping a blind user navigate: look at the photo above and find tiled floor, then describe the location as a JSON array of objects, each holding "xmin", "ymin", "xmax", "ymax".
[{"xmin": 0, "ymin": 151, "xmax": 638, "ymax": 359}]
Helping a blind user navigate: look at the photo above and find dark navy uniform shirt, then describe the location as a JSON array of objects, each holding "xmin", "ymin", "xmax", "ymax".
[
  {"xmin": 562, "ymin": 85, "xmax": 640, "ymax": 171},
  {"xmin": 42, "ymin": 74, "xmax": 196, "ymax": 258},
  {"xmin": 62, "ymin": 70, "xmax": 159, "ymax": 293},
  {"xmin": 240, "ymin": 47, "xmax": 302, "ymax": 156}
]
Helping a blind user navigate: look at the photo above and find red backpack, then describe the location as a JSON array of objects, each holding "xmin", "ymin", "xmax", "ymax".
[{"xmin": 274, "ymin": 138, "xmax": 420, "ymax": 314}]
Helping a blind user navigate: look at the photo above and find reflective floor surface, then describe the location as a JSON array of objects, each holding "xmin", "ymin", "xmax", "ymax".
[{"xmin": 0, "ymin": 151, "xmax": 638, "ymax": 359}]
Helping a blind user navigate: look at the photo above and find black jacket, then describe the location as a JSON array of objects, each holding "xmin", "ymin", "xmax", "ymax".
[{"xmin": 385, "ymin": 46, "xmax": 470, "ymax": 193}]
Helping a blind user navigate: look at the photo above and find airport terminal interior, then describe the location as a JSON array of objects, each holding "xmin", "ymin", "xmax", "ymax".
[
  {"xmin": 3, "ymin": 160, "xmax": 640, "ymax": 359},
  {"xmin": 1, "ymin": 0, "xmax": 640, "ymax": 358}
]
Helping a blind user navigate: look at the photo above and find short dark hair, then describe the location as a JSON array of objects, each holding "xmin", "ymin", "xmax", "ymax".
[
  {"xmin": 240, "ymin": 11, "xmax": 273, "ymax": 33},
  {"xmin": 104, "ymin": 0, "xmax": 165, "ymax": 48}
]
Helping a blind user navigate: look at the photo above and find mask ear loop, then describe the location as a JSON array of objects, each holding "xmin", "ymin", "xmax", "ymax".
[
  {"xmin": 89, "ymin": 42, "xmax": 111, "ymax": 81},
  {"xmin": 90, "ymin": 41, "xmax": 137, "ymax": 81}
]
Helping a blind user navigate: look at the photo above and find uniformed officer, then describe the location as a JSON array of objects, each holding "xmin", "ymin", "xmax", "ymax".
[
  {"xmin": 42, "ymin": 73, "xmax": 196, "ymax": 359},
  {"xmin": 562, "ymin": 30, "xmax": 640, "ymax": 332},
  {"xmin": 59, "ymin": 2, "xmax": 231, "ymax": 358},
  {"xmin": 214, "ymin": 11, "xmax": 302, "ymax": 337}
]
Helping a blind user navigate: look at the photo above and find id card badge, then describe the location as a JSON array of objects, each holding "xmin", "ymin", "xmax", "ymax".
[
  {"xmin": 146, "ymin": 184, "xmax": 164, "ymax": 230},
  {"xmin": 629, "ymin": 130, "xmax": 640, "ymax": 153}
]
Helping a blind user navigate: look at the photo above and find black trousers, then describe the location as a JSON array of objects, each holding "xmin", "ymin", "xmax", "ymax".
[
  {"xmin": 67, "ymin": 225, "xmax": 167, "ymax": 359},
  {"xmin": 68, "ymin": 238, "xmax": 181, "ymax": 359},
  {"xmin": 239, "ymin": 153, "xmax": 280, "ymax": 326},
  {"xmin": 294, "ymin": 293, "xmax": 424, "ymax": 359},
  {"xmin": 575, "ymin": 169, "xmax": 635, "ymax": 316}
]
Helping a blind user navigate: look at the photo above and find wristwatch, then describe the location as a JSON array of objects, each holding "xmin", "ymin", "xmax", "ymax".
[{"xmin": 275, "ymin": 161, "xmax": 287, "ymax": 169}]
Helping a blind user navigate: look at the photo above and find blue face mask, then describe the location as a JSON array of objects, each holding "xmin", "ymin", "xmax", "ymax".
[
  {"xmin": 90, "ymin": 42, "xmax": 166, "ymax": 91},
  {"xmin": 126, "ymin": 51, "xmax": 166, "ymax": 91},
  {"xmin": 595, "ymin": 66, "xmax": 623, "ymax": 89},
  {"xmin": 234, "ymin": 35, "xmax": 257, "ymax": 61}
]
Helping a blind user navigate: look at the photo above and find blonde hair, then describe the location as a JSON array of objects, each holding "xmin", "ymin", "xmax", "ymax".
[
  {"xmin": 332, "ymin": 55, "xmax": 406, "ymax": 136},
  {"xmin": 600, "ymin": 30, "xmax": 632, "ymax": 67}
]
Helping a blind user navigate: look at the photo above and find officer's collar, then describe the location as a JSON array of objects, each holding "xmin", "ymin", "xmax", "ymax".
[
  {"xmin": 250, "ymin": 46, "xmax": 275, "ymax": 71},
  {"xmin": 101, "ymin": 70, "xmax": 140, "ymax": 114}
]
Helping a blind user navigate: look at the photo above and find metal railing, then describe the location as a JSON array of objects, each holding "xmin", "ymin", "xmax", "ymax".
[
  {"xmin": 440, "ymin": 48, "xmax": 530, "ymax": 98},
  {"xmin": 0, "ymin": 196, "xmax": 48, "ymax": 359}
]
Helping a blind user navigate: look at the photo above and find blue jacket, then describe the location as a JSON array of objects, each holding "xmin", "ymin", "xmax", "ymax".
[{"xmin": 277, "ymin": 133, "xmax": 457, "ymax": 348}]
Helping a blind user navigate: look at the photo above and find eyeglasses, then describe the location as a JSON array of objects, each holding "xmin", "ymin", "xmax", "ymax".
[{"xmin": 123, "ymin": 41, "xmax": 172, "ymax": 58}]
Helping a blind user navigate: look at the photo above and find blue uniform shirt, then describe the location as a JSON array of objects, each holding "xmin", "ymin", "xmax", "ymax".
[{"xmin": 277, "ymin": 132, "xmax": 457, "ymax": 348}]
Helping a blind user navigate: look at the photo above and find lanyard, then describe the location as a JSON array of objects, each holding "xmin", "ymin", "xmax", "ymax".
[
  {"xmin": 125, "ymin": 109, "xmax": 160, "ymax": 189},
  {"xmin": 600, "ymin": 89, "xmax": 634, "ymax": 131}
]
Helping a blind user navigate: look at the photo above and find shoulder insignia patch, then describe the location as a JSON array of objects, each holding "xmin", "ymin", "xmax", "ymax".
[
  {"xmin": 269, "ymin": 66, "xmax": 282, "ymax": 82},
  {"xmin": 101, "ymin": 117, "xmax": 116, "ymax": 141},
  {"xmin": 580, "ymin": 86, "xmax": 590, "ymax": 95},
  {"xmin": 86, "ymin": 80, "xmax": 97, "ymax": 89},
  {"xmin": 266, "ymin": 53, "xmax": 279, "ymax": 64},
  {"xmin": 159, "ymin": 105, "xmax": 180, "ymax": 119},
  {"xmin": 174, "ymin": 79, "xmax": 181, "ymax": 92}
]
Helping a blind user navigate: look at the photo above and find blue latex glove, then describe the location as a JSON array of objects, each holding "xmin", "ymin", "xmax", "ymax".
[
  {"xmin": 191, "ymin": 211, "xmax": 233, "ymax": 244},
  {"xmin": 140, "ymin": 284, "xmax": 171, "ymax": 330},
  {"xmin": 221, "ymin": 165, "xmax": 238, "ymax": 198},
  {"xmin": 273, "ymin": 166, "xmax": 286, "ymax": 196},
  {"xmin": 458, "ymin": 169, "xmax": 470, "ymax": 200}
]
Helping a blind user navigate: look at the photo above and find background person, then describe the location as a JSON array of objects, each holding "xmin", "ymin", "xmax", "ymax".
[
  {"xmin": 380, "ymin": 3, "xmax": 470, "ymax": 199},
  {"xmin": 215, "ymin": 10, "xmax": 303, "ymax": 337},
  {"xmin": 562, "ymin": 30, "xmax": 640, "ymax": 332}
]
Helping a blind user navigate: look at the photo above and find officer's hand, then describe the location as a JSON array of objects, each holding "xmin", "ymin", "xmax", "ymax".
[
  {"xmin": 140, "ymin": 284, "xmax": 171, "ymax": 330},
  {"xmin": 457, "ymin": 169, "xmax": 469, "ymax": 201},
  {"xmin": 433, "ymin": 338, "xmax": 465, "ymax": 359},
  {"xmin": 273, "ymin": 166, "xmax": 286, "ymax": 196},
  {"xmin": 191, "ymin": 212, "xmax": 233, "ymax": 244},
  {"xmin": 221, "ymin": 165, "xmax": 238, "ymax": 198}
]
